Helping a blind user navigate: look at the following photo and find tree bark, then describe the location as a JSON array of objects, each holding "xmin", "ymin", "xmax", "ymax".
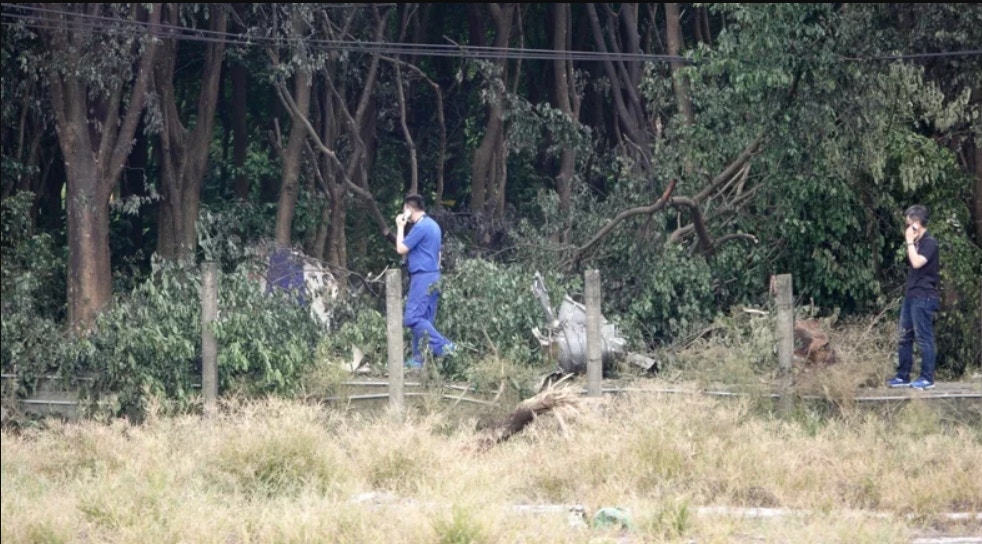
[
  {"xmin": 973, "ymin": 140, "xmax": 982, "ymax": 244},
  {"xmin": 551, "ymin": 3, "xmax": 582, "ymax": 241},
  {"xmin": 42, "ymin": 3, "xmax": 161, "ymax": 332},
  {"xmin": 230, "ymin": 61, "xmax": 250, "ymax": 201},
  {"xmin": 469, "ymin": 3, "xmax": 515, "ymax": 217},
  {"xmin": 585, "ymin": 3, "xmax": 650, "ymax": 165},
  {"xmin": 665, "ymin": 3, "xmax": 695, "ymax": 126},
  {"xmin": 273, "ymin": 70, "xmax": 311, "ymax": 248},
  {"xmin": 155, "ymin": 4, "xmax": 227, "ymax": 261}
]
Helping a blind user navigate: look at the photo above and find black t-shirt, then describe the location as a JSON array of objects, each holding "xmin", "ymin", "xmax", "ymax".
[{"xmin": 904, "ymin": 234, "xmax": 940, "ymax": 298}]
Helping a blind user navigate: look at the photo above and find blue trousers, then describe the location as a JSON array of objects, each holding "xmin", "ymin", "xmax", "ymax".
[
  {"xmin": 404, "ymin": 272, "xmax": 451, "ymax": 360},
  {"xmin": 896, "ymin": 296, "xmax": 939, "ymax": 382}
]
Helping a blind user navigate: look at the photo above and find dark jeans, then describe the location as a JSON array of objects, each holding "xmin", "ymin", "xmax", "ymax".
[
  {"xmin": 896, "ymin": 295, "xmax": 939, "ymax": 382},
  {"xmin": 404, "ymin": 272, "xmax": 451, "ymax": 360}
]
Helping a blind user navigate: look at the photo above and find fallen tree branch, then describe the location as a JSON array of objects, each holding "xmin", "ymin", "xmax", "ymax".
[
  {"xmin": 693, "ymin": 132, "xmax": 765, "ymax": 204},
  {"xmin": 715, "ymin": 233, "xmax": 759, "ymax": 246},
  {"xmin": 572, "ymin": 179, "xmax": 676, "ymax": 263},
  {"xmin": 668, "ymin": 196, "xmax": 715, "ymax": 255},
  {"xmin": 476, "ymin": 384, "xmax": 582, "ymax": 450}
]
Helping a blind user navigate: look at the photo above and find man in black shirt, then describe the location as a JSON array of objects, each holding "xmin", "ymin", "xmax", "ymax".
[{"xmin": 887, "ymin": 205, "xmax": 940, "ymax": 390}]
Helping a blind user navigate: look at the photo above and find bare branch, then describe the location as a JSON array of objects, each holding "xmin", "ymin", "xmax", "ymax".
[
  {"xmin": 105, "ymin": 4, "xmax": 162, "ymax": 194},
  {"xmin": 715, "ymin": 233, "xmax": 759, "ymax": 246},
  {"xmin": 693, "ymin": 132, "xmax": 765, "ymax": 204},
  {"xmin": 573, "ymin": 179, "xmax": 677, "ymax": 263}
]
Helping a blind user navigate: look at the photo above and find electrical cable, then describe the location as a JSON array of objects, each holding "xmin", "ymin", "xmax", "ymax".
[
  {"xmin": 2, "ymin": 4, "xmax": 980, "ymax": 64},
  {"xmin": 0, "ymin": 4, "xmax": 688, "ymax": 64}
]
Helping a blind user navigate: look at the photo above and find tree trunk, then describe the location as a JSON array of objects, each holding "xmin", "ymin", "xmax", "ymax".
[
  {"xmin": 274, "ymin": 70, "xmax": 311, "ymax": 248},
  {"xmin": 230, "ymin": 61, "xmax": 250, "ymax": 201},
  {"xmin": 42, "ymin": 4, "xmax": 161, "ymax": 332},
  {"xmin": 551, "ymin": 4, "xmax": 582, "ymax": 241},
  {"xmin": 974, "ymin": 140, "xmax": 982, "ymax": 244},
  {"xmin": 665, "ymin": 3, "xmax": 694, "ymax": 126},
  {"xmin": 585, "ymin": 3, "xmax": 649, "ymax": 165},
  {"xmin": 155, "ymin": 4, "xmax": 227, "ymax": 261},
  {"xmin": 64, "ymin": 157, "xmax": 113, "ymax": 331},
  {"xmin": 469, "ymin": 3, "xmax": 515, "ymax": 216}
]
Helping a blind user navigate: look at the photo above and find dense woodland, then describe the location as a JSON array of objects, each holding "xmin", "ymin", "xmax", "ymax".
[{"xmin": 2, "ymin": 3, "xmax": 980, "ymax": 413}]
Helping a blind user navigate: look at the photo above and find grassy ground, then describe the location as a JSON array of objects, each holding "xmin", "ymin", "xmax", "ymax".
[
  {"xmin": 3, "ymin": 385, "xmax": 981, "ymax": 543},
  {"xmin": 3, "ymin": 312, "xmax": 980, "ymax": 543}
]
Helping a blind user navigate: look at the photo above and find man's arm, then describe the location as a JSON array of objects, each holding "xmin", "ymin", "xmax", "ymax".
[
  {"xmin": 904, "ymin": 225, "xmax": 929, "ymax": 269},
  {"xmin": 906, "ymin": 243, "xmax": 928, "ymax": 269},
  {"xmin": 395, "ymin": 213, "xmax": 410, "ymax": 255}
]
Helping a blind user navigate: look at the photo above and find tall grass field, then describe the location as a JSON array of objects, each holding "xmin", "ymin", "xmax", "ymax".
[
  {"xmin": 3, "ymin": 384, "xmax": 980, "ymax": 543},
  {"xmin": 3, "ymin": 314, "xmax": 980, "ymax": 543}
]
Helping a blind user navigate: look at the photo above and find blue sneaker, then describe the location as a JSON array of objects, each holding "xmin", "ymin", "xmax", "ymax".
[
  {"xmin": 404, "ymin": 357, "xmax": 423, "ymax": 370},
  {"xmin": 910, "ymin": 378, "xmax": 934, "ymax": 390},
  {"xmin": 886, "ymin": 377, "xmax": 910, "ymax": 388}
]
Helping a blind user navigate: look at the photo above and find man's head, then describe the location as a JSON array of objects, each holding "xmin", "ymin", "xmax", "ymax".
[
  {"xmin": 403, "ymin": 193, "xmax": 425, "ymax": 221},
  {"xmin": 904, "ymin": 205, "xmax": 929, "ymax": 229}
]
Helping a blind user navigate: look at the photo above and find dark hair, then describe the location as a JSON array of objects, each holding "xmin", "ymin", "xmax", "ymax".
[
  {"xmin": 404, "ymin": 193, "xmax": 425, "ymax": 212},
  {"xmin": 904, "ymin": 205, "xmax": 929, "ymax": 225}
]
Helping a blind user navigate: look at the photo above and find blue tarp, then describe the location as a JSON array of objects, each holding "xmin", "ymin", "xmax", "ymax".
[{"xmin": 266, "ymin": 248, "xmax": 308, "ymax": 305}]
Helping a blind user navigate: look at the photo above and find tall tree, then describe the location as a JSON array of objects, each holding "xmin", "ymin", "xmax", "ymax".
[
  {"xmin": 665, "ymin": 3, "xmax": 694, "ymax": 126},
  {"xmin": 550, "ymin": 3, "xmax": 582, "ymax": 240},
  {"xmin": 268, "ymin": 6, "xmax": 313, "ymax": 250},
  {"xmin": 585, "ymin": 3, "xmax": 650, "ymax": 168},
  {"xmin": 153, "ymin": 3, "xmax": 227, "ymax": 261},
  {"xmin": 468, "ymin": 3, "xmax": 517, "ymax": 219},
  {"xmin": 37, "ymin": 3, "xmax": 161, "ymax": 331}
]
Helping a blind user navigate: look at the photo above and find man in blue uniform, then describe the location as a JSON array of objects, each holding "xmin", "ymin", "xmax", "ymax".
[
  {"xmin": 887, "ymin": 205, "xmax": 940, "ymax": 390},
  {"xmin": 395, "ymin": 194, "xmax": 455, "ymax": 368}
]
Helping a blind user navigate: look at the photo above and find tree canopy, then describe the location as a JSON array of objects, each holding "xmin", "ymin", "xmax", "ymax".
[{"xmin": 2, "ymin": 3, "xmax": 980, "ymax": 409}]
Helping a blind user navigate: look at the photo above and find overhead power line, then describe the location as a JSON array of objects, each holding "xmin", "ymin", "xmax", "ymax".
[
  {"xmin": 2, "ymin": 4, "xmax": 981, "ymax": 64},
  {"xmin": 0, "ymin": 4, "xmax": 693, "ymax": 64}
]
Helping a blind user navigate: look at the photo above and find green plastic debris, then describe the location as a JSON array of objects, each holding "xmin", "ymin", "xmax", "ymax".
[{"xmin": 591, "ymin": 507, "xmax": 633, "ymax": 531}]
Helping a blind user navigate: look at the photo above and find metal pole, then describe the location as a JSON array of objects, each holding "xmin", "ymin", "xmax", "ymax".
[
  {"xmin": 201, "ymin": 261, "xmax": 219, "ymax": 416},
  {"xmin": 386, "ymin": 269, "xmax": 405, "ymax": 417},
  {"xmin": 585, "ymin": 269, "xmax": 602, "ymax": 397},
  {"xmin": 775, "ymin": 274, "xmax": 794, "ymax": 415}
]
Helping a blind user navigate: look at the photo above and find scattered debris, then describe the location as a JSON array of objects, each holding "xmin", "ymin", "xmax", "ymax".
[
  {"xmin": 794, "ymin": 318, "xmax": 838, "ymax": 368},
  {"xmin": 592, "ymin": 507, "xmax": 634, "ymax": 531},
  {"xmin": 475, "ymin": 378, "xmax": 583, "ymax": 449},
  {"xmin": 531, "ymin": 272, "xmax": 655, "ymax": 376}
]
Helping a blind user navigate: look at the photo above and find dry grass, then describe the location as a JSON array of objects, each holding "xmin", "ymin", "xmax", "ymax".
[
  {"xmin": 4, "ymin": 315, "xmax": 980, "ymax": 543},
  {"xmin": 3, "ymin": 382, "xmax": 980, "ymax": 543}
]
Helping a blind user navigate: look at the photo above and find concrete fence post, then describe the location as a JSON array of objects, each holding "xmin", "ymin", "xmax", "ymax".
[
  {"xmin": 585, "ymin": 269, "xmax": 602, "ymax": 397},
  {"xmin": 386, "ymin": 269, "xmax": 405, "ymax": 417},
  {"xmin": 201, "ymin": 261, "xmax": 219, "ymax": 416},
  {"xmin": 775, "ymin": 274, "xmax": 794, "ymax": 416}
]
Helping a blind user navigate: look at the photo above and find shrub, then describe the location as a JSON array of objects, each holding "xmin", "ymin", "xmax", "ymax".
[
  {"xmin": 437, "ymin": 258, "xmax": 577, "ymax": 378},
  {"xmin": 53, "ymin": 258, "xmax": 328, "ymax": 417}
]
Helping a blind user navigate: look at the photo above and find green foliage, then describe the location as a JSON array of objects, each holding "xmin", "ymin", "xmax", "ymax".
[
  {"xmin": 6, "ymin": 256, "xmax": 326, "ymax": 417},
  {"xmin": 1, "ymin": 193, "xmax": 68, "ymax": 387},
  {"xmin": 0, "ymin": 192, "xmax": 65, "ymax": 319},
  {"xmin": 916, "ymin": 187, "xmax": 982, "ymax": 376},
  {"xmin": 70, "ymin": 261, "xmax": 202, "ymax": 415},
  {"xmin": 211, "ymin": 263, "xmax": 324, "ymax": 395},
  {"xmin": 438, "ymin": 259, "xmax": 576, "ymax": 377},
  {"xmin": 615, "ymin": 245, "xmax": 717, "ymax": 346},
  {"xmin": 319, "ymin": 300, "xmax": 388, "ymax": 372}
]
